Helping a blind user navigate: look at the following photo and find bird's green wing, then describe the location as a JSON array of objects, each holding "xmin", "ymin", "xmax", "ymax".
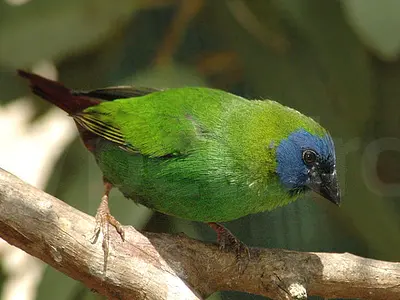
[
  {"xmin": 73, "ymin": 87, "xmax": 238, "ymax": 157},
  {"xmin": 74, "ymin": 112, "xmax": 133, "ymax": 151}
]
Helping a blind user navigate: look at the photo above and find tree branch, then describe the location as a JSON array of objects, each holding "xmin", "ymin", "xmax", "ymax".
[{"xmin": 0, "ymin": 168, "xmax": 399, "ymax": 300}]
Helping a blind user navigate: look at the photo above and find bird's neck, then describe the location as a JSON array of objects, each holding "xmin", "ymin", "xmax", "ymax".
[{"xmin": 223, "ymin": 101, "xmax": 280, "ymax": 187}]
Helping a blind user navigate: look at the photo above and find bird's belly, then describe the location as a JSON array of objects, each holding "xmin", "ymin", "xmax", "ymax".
[
  {"xmin": 94, "ymin": 142, "xmax": 293, "ymax": 222},
  {"xmin": 104, "ymin": 165, "xmax": 265, "ymax": 222}
]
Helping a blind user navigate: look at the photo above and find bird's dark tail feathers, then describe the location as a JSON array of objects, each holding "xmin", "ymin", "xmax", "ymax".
[{"xmin": 17, "ymin": 70, "xmax": 100, "ymax": 114}]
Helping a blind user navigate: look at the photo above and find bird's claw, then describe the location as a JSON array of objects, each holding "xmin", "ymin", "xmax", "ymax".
[
  {"xmin": 91, "ymin": 195, "xmax": 125, "ymax": 272},
  {"xmin": 208, "ymin": 222, "xmax": 251, "ymax": 273}
]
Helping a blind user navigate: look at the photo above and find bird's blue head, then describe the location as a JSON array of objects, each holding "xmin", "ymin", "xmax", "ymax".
[{"xmin": 276, "ymin": 129, "xmax": 340, "ymax": 205}]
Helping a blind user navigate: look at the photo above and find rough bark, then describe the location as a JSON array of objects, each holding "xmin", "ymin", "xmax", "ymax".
[{"xmin": 0, "ymin": 168, "xmax": 399, "ymax": 300}]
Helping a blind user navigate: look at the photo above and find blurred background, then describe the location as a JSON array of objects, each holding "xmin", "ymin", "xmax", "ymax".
[{"xmin": 1, "ymin": 0, "xmax": 400, "ymax": 299}]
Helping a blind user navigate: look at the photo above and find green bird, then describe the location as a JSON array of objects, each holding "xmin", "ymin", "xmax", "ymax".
[{"xmin": 18, "ymin": 70, "xmax": 340, "ymax": 260}]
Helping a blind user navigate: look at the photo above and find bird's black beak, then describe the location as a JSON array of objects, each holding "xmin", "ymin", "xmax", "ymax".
[{"xmin": 309, "ymin": 170, "xmax": 341, "ymax": 206}]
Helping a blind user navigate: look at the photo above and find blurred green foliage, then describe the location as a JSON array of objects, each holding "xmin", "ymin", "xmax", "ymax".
[{"xmin": 1, "ymin": 0, "xmax": 400, "ymax": 299}]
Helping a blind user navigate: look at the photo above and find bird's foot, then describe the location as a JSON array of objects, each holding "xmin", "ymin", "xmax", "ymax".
[
  {"xmin": 208, "ymin": 222, "xmax": 250, "ymax": 273},
  {"xmin": 91, "ymin": 182, "xmax": 125, "ymax": 272}
]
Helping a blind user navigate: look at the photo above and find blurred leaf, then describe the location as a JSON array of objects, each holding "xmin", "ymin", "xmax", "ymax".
[
  {"xmin": 342, "ymin": 0, "xmax": 400, "ymax": 61},
  {"xmin": 0, "ymin": 0, "xmax": 139, "ymax": 68},
  {"xmin": 125, "ymin": 63, "xmax": 208, "ymax": 87},
  {"xmin": 37, "ymin": 270, "xmax": 102, "ymax": 300},
  {"xmin": 70, "ymin": 283, "xmax": 104, "ymax": 300},
  {"xmin": 372, "ymin": 59, "xmax": 400, "ymax": 214},
  {"xmin": 0, "ymin": 261, "xmax": 6, "ymax": 299},
  {"xmin": 36, "ymin": 266, "xmax": 78, "ymax": 300},
  {"xmin": 275, "ymin": 0, "xmax": 374, "ymax": 134},
  {"xmin": 0, "ymin": 68, "xmax": 26, "ymax": 103},
  {"xmin": 225, "ymin": 0, "xmax": 289, "ymax": 52}
]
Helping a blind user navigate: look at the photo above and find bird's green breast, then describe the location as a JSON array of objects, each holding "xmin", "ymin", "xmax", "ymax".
[{"xmin": 89, "ymin": 87, "xmax": 322, "ymax": 221}]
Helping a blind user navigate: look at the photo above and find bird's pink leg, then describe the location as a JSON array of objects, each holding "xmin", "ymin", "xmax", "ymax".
[
  {"xmin": 208, "ymin": 222, "xmax": 250, "ymax": 272},
  {"xmin": 92, "ymin": 180, "xmax": 125, "ymax": 271}
]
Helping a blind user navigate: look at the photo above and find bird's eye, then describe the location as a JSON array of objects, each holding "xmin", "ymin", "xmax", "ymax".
[{"xmin": 302, "ymin": 150, "xmax": 317, "ymax": 165}]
